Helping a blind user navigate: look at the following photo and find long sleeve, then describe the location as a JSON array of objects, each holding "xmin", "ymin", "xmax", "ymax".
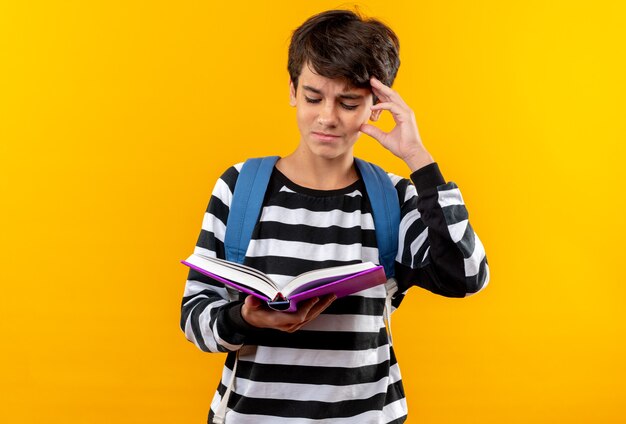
[
  {"xmin": 390, "ymin": 162, "xmax": 490, "ymax": 308},
  {"xmin": 179, "ymin": 164, "xmax": 257, "ymax": 353}
]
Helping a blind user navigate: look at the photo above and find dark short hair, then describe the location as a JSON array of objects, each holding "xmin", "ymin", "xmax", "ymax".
[{"xmin": 288, "ymin": 9, "xmax": 400, "ymax": 97}]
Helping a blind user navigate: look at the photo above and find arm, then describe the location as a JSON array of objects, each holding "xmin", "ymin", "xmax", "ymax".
[
  {"xmin": 390, "ymin": 164, "xmax": 489, "ymax": 307},
  {"xmin": 360, "ymin": 77, "xmax": 489, "ymax": 308},
  {"xmin": 180, "ymin": 164, "xmax": 258, "ymax": 353}
]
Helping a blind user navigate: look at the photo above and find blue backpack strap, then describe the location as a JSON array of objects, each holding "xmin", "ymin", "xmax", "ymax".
[
  {"xmin": 355, "ymin": 158, "xmax": 400, "ymax": 278},
  {"xmin": 224, "ymin": 156, "xmax": 280, "ymax": 264}
]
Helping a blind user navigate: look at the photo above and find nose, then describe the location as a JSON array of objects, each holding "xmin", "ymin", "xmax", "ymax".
[{"xmin": 317, "ymin": 102, "xmax": 338, "ymax": 127}]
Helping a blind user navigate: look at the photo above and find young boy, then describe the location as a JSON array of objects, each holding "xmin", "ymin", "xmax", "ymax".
[{"xmin": 181, "ymin": 9, "xmax": 489, "ymax": 423}]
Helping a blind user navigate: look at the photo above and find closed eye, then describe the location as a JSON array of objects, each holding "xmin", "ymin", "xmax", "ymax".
[
  {"xmin": 341, "ymin": 103, "xmax": 359, "ymax": 111},
  {"xmin": 304, "ymin": 96, "xmax": 359, "ymax": 111}
]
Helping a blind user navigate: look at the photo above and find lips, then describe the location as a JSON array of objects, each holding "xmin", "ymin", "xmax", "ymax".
[{"xmin": 312, "ymin": 131, "xmax": 340, "ymax": 141}]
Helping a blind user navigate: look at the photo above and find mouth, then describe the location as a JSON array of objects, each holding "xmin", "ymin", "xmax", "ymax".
[{"xmin": 312, "ymin": 131, "xmax": 340, "ymax": 141}]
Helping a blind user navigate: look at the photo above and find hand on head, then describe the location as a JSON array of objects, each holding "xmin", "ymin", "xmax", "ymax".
[{"xmin": 360, "ymin": 77, "xmax": 434, "ymax": 171}]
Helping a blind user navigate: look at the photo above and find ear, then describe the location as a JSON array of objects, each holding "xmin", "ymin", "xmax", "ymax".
[{"xmin": 289, "ymin": 79, "xmax": 297, "ymax": 107}]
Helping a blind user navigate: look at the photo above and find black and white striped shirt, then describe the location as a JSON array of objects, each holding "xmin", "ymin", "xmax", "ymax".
[{"xmin": 180, "ymin": 161, "xmax": 489, "ymax": 423}]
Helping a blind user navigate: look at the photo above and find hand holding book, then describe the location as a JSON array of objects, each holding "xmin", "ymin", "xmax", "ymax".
[{"xmin": 241, "ymin": 294, "xmax": 337, "ymax": 332}]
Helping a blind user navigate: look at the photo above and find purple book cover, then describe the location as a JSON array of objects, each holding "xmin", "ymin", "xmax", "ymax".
[{"xmin": 181, "ymin": 260, "xmax": 386, "ymax": 313}]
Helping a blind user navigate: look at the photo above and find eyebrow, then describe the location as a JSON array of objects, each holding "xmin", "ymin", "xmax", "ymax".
[{"xmin": 303, "ymin": 85, "xmax": 364, "ymax": 100}]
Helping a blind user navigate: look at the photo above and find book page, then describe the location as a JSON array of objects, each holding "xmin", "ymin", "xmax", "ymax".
[
  {"xmin": 185, "ymin": 254, "xmax": 279, "ymax": 298},
  {"xmin": 281, "ymin": 262, "xmax": 377, "ymax": 297}
]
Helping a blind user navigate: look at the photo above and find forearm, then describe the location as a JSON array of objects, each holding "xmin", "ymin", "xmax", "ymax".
[
  {"xmin": 180, "ymin": 273, "xmax": 256, "ymax": 352},
  {"xmin": 395, "ymin": 163, "xmax": 490, "ymax": 297}
]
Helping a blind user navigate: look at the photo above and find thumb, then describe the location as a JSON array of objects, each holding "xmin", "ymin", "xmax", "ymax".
[
  {"xmin": 360, "ymin": 123, "xmax": 387, "ymax": 143},
  {"xmin": 244, "ymin": 295, "xmax": 263, "ymax": 310}
]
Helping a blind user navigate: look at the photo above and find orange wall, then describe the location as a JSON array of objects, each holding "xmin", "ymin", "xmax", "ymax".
[{"xmin": 1, "ymin": 1, "xmax": 625, "ymax": 423}]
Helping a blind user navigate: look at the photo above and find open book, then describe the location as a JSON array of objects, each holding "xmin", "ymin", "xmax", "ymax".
[{"xmin": 181, "ymin": 252, "xmax": 386, "ymax": 312}]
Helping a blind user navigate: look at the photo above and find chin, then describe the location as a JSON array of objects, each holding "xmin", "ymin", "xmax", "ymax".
[
  {"xmin": 311, "ymin": 147, "xmax": 352, "ymax": 161},
  {"xmin": 302, "ymin": 135, "xmax": 357, "ymax": 161}
]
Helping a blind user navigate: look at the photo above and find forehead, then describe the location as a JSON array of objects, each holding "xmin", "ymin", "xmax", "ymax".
[{"xmin": 298, "ymin": 63, "xmax": 370, "ymax": 96}]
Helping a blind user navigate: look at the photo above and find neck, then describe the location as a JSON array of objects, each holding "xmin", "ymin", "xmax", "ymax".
[{"xmin": 277, "ymin": 147, "xmax": 358, "ymax": 190}]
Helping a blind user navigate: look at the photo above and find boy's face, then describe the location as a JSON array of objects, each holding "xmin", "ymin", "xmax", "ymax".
[{"xmin": 289, "ymin": 63, "xmax": 381, "ymax": 161}]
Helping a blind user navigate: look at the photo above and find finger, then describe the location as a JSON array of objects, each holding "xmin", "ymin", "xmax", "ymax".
[
  {"xmin": 360, "ymin": 123, "xmax": 387, "ymax": 143},
  {"xmin": 370, "ymin": 101, "xmax": 406, "ymax": 117},
  {"xmin": 304, "ymin": 294, "xmax": 337, "ymax": 321},
  {"xmin": 370, "ymin": 77, "xmax": 398, "ymax": 102},
  {"xmin": 286, "ymin": 324, "xmax": 303, "ymax": 333},
  {"xmin": 309, "ymin": 293, "xmax": 335, "ymax": 313},
  {"xmin": 293, "ymin": 297, "xmax": 319, "ymax": 320},
  {"xmin": 370, "ymin": 77, "xmax": 408, "ymax": 107},
  {"xmin": 244, "ymin": 295, "xmax": 263, "ymax": 310},
  {"xmin": 371, "ymin": 85, "xmax": 393, "ymax": 103},
  {"xmin": 370, "ymin": 76, "xmax": 397, "ymax": 97},
  {"xmin": 284, "ymin": 295, "xmax": 337, "ymax": 332}
]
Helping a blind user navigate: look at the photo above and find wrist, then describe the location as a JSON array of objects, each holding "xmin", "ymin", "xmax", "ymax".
[
  {"xmin": 403, "ymin": 149, "xmax": 434, "ymax": 172},
  {"xmin": 240, "ymin": 302, "xmax": 255, "ymax": 326},
  {"xmin": 232, "ymin": 302, "xmax": 260, "ymax": 331}
]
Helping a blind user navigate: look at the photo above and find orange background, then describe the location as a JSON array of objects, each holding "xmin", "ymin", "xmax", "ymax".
[{"xmin": 1, "ymin": 1, "xmax": 625, "ymax": 423}]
